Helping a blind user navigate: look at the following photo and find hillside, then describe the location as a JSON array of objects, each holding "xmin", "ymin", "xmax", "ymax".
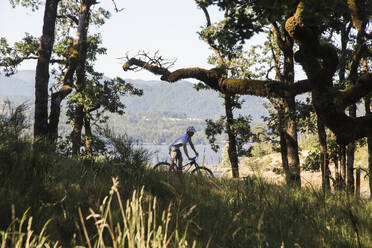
[
  {"xmin": 0, "ymin": 70, "xmax": 268, "ymax": 144},
  {"xmin": 0, "ymin": 70, "xmax": 268, "ymax": 120},
  {"xmin": 123, "ymin": 79, "xmax": 268, "ymax": 120}
]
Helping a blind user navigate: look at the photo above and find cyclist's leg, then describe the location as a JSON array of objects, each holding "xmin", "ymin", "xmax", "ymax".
[{"xmin": 170, "ymin": 149, "xmax": 177, "ymax": 170}]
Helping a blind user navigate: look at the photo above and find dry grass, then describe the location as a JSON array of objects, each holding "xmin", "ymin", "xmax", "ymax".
[
  {"xmin": 210, "ymin": 150, "xmax": 371, "ymax": 197},
  {"xmin": 78, "ymin": 177, "xmax": 196, "ymax": 248}
]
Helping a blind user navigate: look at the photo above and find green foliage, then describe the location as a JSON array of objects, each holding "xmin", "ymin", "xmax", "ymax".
[
  {"xmin": 250, "ymin": 124, "xmax": 274, "ymax": 157},
  {"xmin": 197, "ymin": 0, "xmax": 261, "ymax": 51},
  {"xmin": 56, "ymin": 0, "xmax": 111, "ymax": 35},
  {"xmin": 0, "ymin": 102, "xmax": 33, "ymax": 185},
  {"xmin": 9, "ymin": 0, "xmax": 41, "ymax": 11},
  {"xmin": 205, "ymin": 113, "xmax": 253, "ymax": 156},
  {"xmin": 100, "ymin": 127, "xmax": 151, "ymax": 167},
  {"xmin": 66, "ymin": 76, "xmax": 143, "ymax": 127},
  {"xmin": 227, "ymin": 44, "xmax": 272, "ymax": 79},
  {"xmin": 205, "ymin": 117, "xmax": 224, "ymax": 152},
  {"xmin": 302, "ymin": 150, "xmax": 321, "ymax": 172},
  {"xmin": 298, "ymin": 132, "xmax": 319, "ymax": 151},
  {"xmin": 220, "ymin": 143, "xmax": 231, "ymax": 168},
  {"xmin": 0, "ymin": 34, "xmax": 39, "ymax": 76},
  {"xmin": 262, "ymin": 98, "xmax": 314, "ymax": 151}
]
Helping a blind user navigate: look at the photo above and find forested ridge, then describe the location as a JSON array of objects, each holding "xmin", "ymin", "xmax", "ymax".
[
  {"xmin": 0, "ymin": 70, "xmax": 267, "ymax": 144},
  {"xmin": 0, "ymin": 70, "xmax": 268, "ymax": 119}
]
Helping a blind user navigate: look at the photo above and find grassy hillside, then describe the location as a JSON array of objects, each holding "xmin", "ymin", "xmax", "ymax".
[{"xmin": 1, "ymin": 145, "xmax": 372, "ymax": 248}]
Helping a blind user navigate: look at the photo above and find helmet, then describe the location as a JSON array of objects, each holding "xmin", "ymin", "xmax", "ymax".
[{"xmin": 186, "ymin": 126, "xmax": 196, "ymax": 133}]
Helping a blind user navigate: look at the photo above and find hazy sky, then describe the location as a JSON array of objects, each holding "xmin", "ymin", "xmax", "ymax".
[{"xmin": 0, "ymin": 0, "xmax": 228, "ymax": 81}]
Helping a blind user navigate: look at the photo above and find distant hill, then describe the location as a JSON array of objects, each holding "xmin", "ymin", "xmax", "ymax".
[
  {"xmin": 0, "ymin": 71, "xmax": 34, "ymax": 101},
  {"xmin": 0, "ymin": 70, "xmax": 268, "ymax": 122}
]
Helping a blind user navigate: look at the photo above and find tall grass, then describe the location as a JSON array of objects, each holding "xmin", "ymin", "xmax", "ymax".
[
  {"xmin": 2, "ymin": 162, "xmax": 372, "ymax": 247},
  {"xmin": 78, "ymin": 178, "xmax": 196, "ymax": 248},
  {"xmin": 0, "ymin": 207, "xmax": 59, "ymax": 248}
]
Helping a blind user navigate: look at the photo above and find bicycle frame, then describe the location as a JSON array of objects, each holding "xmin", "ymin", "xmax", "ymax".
[
  {"xmin": 155, "ymin": 157, "xmax": 213, "ymax": 177},
  {"xmin": 172, "ymin": 158, "xmax": 199, "ymax": 172}
]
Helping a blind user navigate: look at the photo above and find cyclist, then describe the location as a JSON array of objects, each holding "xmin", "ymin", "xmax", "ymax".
[{"xmin": 169, "ymin": 126, "xmax": 199, "ymax": 171}]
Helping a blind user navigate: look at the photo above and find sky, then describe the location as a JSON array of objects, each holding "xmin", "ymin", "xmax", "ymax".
[{"xmin": 0, "ymin": 0, "xmax": 229, "ymax": 81}]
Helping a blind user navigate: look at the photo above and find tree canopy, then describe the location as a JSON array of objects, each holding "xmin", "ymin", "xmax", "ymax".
[{"xmin": 123, "ymin": 0, "xmax": 372, "ymax": 146}]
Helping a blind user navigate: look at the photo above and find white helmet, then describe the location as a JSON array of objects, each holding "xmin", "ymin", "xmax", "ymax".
[{"xmin": 186, "ymin": 126, "xmax": 196, "ymax": 133}]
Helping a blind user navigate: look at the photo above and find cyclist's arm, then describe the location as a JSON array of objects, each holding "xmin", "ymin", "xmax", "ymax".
[
  {"xmin": 183, "ymin": 144, "xmax": 191, "ymax": 160},
  {"xmin": 189, "ymin": 140, "xmax": 199, "ymax": 157}
]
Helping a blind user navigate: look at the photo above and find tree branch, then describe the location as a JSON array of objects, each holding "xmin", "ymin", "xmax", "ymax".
[
  {"xmin": 270, "ymin": 21, "xmax": 287, "ymax": 54},
  {"xmin": 111, "ymin": 0, "xmax": 124, "ymax": 12},
  {"xmin": 285, "ymin": 1, "xmax": 372, "ymax": 145},
  {"xmin": 57, "ymin": 14, "xmax": 79, "ymax": 25},
  {"xmin": 123, "ymin": 57, "xmax": 171, "ymax": 78},
  {"xmin": 338, "ymin": 73, "xmax": 372, "ymax": 108},
  {"xmin": 218, "ymin": 78, "xmax": 313, "ymax": 97},
  {"xmin": 199, "ymin": 5, "xmax": 225, "ymax": 66},
  {"xmin": 122, "ymin": 56, "xmax": 313, "ymax": 97}
]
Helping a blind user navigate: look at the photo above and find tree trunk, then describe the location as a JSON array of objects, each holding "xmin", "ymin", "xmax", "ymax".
[
  {"xmin": 71, "ymin": 105, "xmax": 84, "ymax": 155},
  {"xmin": 368, "ymin": 135, "xmax": 372, "ymax": 199},
  {"xmin": 48, "ymin": 0, "xmax": 92, "ymax": 141},
  {"xmin": 347, "ymin": 104, "xmax": 357, "ymax": 193},
  {"xmin": 317, "ymin": 118, "xmax": 331, "ymax": 191},
  {"xmin": 355, "ymin": 168, "xmax": 360, "ymax": 197},
  {"xmin": 224, "ymin": 94, "xmax": 239, "ymax": 178},
  {"xmin": 341, "ymin": 146, "xmax": 347, "ymax": 186},
  {"xmin": 283, "ymin": 97, "xmax": 301, "ymax": 187},
  {"xmin": 365, "ymin": 98, "xmax": 372, "ymax": 199},
  {"xmin": 84, "ymin": 117, "xmax": 93, "ymax": 155},
  {"xmin": 34, "ymin": 0, "xmax": 60, "ymax": 143},
  {"xmin": 269, "ymin": 26, "xmax": 301, "ymax": 187},
  {"xmin": 279, "ymin": 127, "xmax": 290, "ymax": 182},
  {"xmin": 71, "ymin": 8, "xmax": 90, "ymax": 155}
]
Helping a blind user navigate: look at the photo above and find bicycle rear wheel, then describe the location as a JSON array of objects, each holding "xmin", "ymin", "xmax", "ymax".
[
  {"xmin": 154, "ymin": 162, "xmax": 174, "ymax": 172},
  {"xmin": 191, "ymin": 167, "xmax": 214, "ymax": 177}
]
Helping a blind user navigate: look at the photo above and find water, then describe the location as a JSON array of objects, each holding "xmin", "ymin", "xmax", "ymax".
[{"xmin": 141, "ymin": 144, "xmax": 223, "ymax": 165}]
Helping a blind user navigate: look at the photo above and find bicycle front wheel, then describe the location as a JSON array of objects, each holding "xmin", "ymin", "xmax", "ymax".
[
  {"xmin": 191, "ymin": 167, "xmax": 214, "ymax": 177},
  {"xmin": 154, "ymin": 162, "xmax": 174, "ymax": 172}
]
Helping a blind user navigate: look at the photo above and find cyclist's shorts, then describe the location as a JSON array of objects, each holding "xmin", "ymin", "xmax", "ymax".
[{"xmin": 170, "ymin": 149, "xmax": 182, "ymax": 163}]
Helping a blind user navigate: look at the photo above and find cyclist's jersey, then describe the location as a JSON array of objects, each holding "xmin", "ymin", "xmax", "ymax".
[{"xmin": 169, "ymin": 133, "xmax": 191, "ymax": 151}]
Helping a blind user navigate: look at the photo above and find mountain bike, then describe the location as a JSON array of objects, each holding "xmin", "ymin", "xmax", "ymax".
[{"xmin": 154, "ymin": 157, "xmax": 214, "ymax": 177}]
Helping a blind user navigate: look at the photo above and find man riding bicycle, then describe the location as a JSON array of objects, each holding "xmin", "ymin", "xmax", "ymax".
[{"xmin": 169, "ymin": 126, "xmax": 199, "ymax": 171}]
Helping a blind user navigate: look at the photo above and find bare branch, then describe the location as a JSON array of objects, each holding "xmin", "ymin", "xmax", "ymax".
[
  {"xmin": 200, "ymin": 5, "xmax": 211, "ymax": 26},
  {"xmin": 122, "ymin": 56, "xmax": 314, "ymax": 96},
  {"xmin": 122, "ymin": 51, "xmax": 176, "ymax": 78},
  {"xmin": 269, "ymin": 21, "xmax": 286, "ymax": 53},
  {"xmin": 111, "ymin": 0, "xmax": 124, "ymax": 12},
  {"xmin": 199, "ymin": 5, "xmax": 225, "ymax": 66}
]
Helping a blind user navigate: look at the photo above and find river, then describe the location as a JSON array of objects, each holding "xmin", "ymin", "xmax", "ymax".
[{"xmin": 141, "ymin": 144, "xmax": 223, "ymax": 166}]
